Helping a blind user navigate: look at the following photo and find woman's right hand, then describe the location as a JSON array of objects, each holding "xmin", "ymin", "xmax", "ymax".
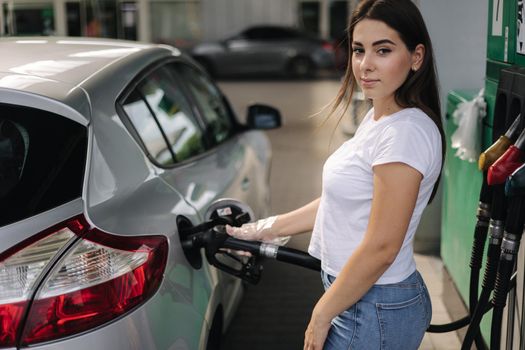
[{"xmin": 225, "ymin": 216, "xmax": 290, "ymax": 246}]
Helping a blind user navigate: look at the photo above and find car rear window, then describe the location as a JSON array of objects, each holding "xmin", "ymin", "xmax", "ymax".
[{"xmin": 0, "ymin": 104, "xmax": 87, "ymax": 227}]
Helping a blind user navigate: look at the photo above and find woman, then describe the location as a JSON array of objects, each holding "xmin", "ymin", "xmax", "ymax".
[{"xmin": 227, "ymin": 0, "xmax": 444, "ymax": 349}]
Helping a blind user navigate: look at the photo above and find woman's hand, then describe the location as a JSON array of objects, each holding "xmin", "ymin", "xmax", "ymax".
[
  {"xmin": 304, "ymin": 311, "xmax": 331, "ymax": 350},
  {"xmin": 225, "ymin": 216, "xmax": 278, "ymax": 241},
  {"xmin": 225, "ymin": 216, "xmax": 290, "ymax": 245}
]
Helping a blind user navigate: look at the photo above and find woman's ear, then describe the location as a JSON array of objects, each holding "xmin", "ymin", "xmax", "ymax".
[{"xmin": 411, "ymin": 44, "xmax": 425, "ymax": 71}]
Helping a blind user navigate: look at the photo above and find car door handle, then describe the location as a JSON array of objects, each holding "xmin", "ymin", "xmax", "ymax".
[{"xmin": 241, "ymin": 177, "xmax": 250, "ymax": 191}]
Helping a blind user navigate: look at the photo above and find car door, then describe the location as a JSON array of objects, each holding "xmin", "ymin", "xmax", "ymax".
[
  {"xmin": 168, "ymin": 61, "xmax": 270, "ymax": 219},
  {"xmin": 119, "ymin": 59, "xmax": 270, "ymax": 319},
  {"xmin": 116, "ymin": 67, "xmax": 212, "ymax": 349},
  {"xmin": 164, "ymin": 61, "xmax": 273, "ymax": 309}
]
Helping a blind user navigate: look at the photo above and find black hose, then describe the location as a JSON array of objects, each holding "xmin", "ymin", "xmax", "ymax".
[
  {"xmin": 221, "ymin": 237, "xmax": 322, "ymax": 271},
  {"xmin": 469, "ymin": 218, "xmax": 490, "ymax": 313},
  {"xmin": 427, "ymin": 315, "xmax": 470, "ymax": 333},
  {"xmin": 428, "ymin": 273, "xmax": 517, "ymax": 336},
  {"xmin": 467, "ymin": 179, "xmax": 492, "ymax": 350},
  {"xmin": 461, "ymin": 240, "xmax": 502, "ymax": 349},
  {"xmin": 469, "ymin": 218, "xmax": 490, "ymax": 350},
  {"xmin": 489, "ymin": 197, "xmax": 525, "ymax": 349},
  {"xmin": 490, "ymin": 307, "xmax": 505, "ymax": 350},
  {"xmin": 490, "ymin": 258, "xmax": 515, "ymax": 350},
  {"xmin": 461, "ymin": 186, "xmax": 507, "ymax": 350},
  {"xmin": 274, "ymin": 246, "xmax": 322, "ymax": 271}
]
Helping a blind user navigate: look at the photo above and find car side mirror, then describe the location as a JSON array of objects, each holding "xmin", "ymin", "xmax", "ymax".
[{"xmin": 246, "ymin": 104, "xmax": 282, "ymax": 130}]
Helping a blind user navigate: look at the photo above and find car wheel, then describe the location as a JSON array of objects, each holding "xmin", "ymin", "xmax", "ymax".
[
  {"xmin": 206, "ymin": 308, "xmax": 223, "ymax": 350},
  {"xmin": 288, "ymin": 56, "xmax": 315, "ymax": 79}
]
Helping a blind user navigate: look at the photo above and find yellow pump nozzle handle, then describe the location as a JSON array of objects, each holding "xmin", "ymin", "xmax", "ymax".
[{"xmin": 479, "ymin": 135, "xmax": 512, "ymax": 171}]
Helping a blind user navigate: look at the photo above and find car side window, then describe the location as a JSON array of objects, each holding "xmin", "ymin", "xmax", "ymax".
[
  {"xmin": 175, "ymin": 64, "xmax": 233, "ymax": 145},
  {"xmin": 138, "ymin": 66, "xmax": 206, "ymax": 163},
  {"xmin": 122, "ymin": 89, "xmax": 175, "ymax": 166},
  {"xmin": 121, "ymin": 65, "xmax": 207, "ymax": 166}
]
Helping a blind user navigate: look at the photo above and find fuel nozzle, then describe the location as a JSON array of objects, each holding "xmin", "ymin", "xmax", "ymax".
[
  {"xmin": 505, "ymin": 162, "xmax": 525, "ymax": 196},
  {"xmin": 487, "ymin": 126, "xmax": 525, "ymax": 185},
  {"xmin": 479, "ymin": 114, "xmax": 522, "ymax": 171}
]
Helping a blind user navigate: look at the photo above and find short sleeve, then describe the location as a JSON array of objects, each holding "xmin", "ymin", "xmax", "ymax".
[{"xmin": 372, "ymin": 121, "xmax": 438, "ymax": 177}]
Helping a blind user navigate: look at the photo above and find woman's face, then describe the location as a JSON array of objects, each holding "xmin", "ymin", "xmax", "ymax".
[{"xmin": 351, "ymin": 19, "xmax": 423, "ymax": 108}]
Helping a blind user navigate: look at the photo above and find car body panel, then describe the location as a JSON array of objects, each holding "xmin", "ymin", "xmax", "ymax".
[
  {"xmin": 0, "ymin": 81, "xmax": 89, "ymax": 126},
  {"xmin": 0, "ymin": 37, "xmax": 273, "ymax": 349},
  {"xmin": 0, "ymin": 199, "xmax": 84, "ymax": 259}
]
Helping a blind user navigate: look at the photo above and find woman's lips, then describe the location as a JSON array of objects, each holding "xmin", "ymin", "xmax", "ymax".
[{"xmin": 360, "ymin": 78, "xmax": 379, "ymax": 87}]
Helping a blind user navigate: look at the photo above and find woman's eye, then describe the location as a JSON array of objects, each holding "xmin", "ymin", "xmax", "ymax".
[
  {"xmin": 377, "ymin": 48, "xmax": 392, "ymax": 55},
  {"xmin": 352, "ymin": 47, "xmax": 364, "ymax": 55}
]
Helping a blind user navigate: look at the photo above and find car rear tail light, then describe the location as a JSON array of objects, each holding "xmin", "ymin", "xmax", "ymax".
[
  {"xmin": 0, "ymin": 216, "xmax": 168, "ymax": 347},
  {"xmin": 322, "ymin": 41, "xmax": 334, "ymax": 52},
  {"xmin": 0, "ymin": 219, "xmax": 82, "ymax": 347}
]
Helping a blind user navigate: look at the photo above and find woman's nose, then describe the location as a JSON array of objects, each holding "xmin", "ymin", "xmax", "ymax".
[{"xmin": 360, "ymin": 53, "xmax": 374, "ymax": 72}]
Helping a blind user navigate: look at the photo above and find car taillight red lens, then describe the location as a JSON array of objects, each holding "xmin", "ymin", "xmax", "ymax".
[
  {"xmin": 0, "ymin": 220, "xmax": 81, "ymax": 348},
  {"xmin": 0, "ymin": 216, "xmax": 168, "ymax": 347},
  {"xmin": 0, "ymin": 301, "xmax": 27, "ymax": 347},
  {"xmin": 322, "ymin": 41, "xmax": 334, "ymax": 52}
]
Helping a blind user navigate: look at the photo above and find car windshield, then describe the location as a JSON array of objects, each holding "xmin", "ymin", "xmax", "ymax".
[{"xmin": 0, "ymin": 104, "xmax": 87, "ymax": 227}]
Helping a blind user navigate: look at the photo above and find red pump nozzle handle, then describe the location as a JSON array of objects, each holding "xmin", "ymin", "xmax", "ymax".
[
  {"xmin": 479, "ymin": 114, "xmax": 523, "ymax": 171},
  {"xmin": 488, "ymin": 147, "xmax": 525, "ymax": 185}
]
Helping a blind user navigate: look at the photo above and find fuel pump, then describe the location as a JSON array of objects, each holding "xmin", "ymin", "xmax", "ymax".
[
  {"xmin": 489, "ymin": 163, "xmax": 525, "ymax": 349},
  {"xmin": 462, "ymin": 126, "xmax": 525, "ymax": 350},
  {"xmin": 426, "ymin": 115, "xmax": 521, "ymax": 341}
]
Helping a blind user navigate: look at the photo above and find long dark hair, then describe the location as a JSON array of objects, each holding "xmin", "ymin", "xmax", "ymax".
[{"xmin": 332, "ymin": 0, "xmax": 445, "ymax": 203}]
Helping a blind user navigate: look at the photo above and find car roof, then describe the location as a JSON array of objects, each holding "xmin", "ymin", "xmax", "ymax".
[
  {"xmin": 0, "ymin": 37, "xmax": 182, "ymax": 124},
  {"xmin": 0, "ymin": 37, "xmax": 178, "ymax": 85}
]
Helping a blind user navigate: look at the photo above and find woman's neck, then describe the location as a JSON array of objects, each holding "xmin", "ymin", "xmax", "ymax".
[{"xmin": 372, "ymin": 97, "xmax": 403, "ymax": 121}]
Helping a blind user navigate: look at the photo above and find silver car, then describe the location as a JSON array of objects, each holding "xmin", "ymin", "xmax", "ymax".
[
  {"xmin": 191, "ymin": 25, "xmax": 336, "ymax": 78},
  {"xmin": 0, "ymin": 37, "xmax": 280, "ymax": 350}
]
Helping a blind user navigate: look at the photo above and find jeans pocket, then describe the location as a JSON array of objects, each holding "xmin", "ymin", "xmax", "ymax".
[{"xmin": 376, "ymin": 294, "xmax": 427, "ymax": 350}]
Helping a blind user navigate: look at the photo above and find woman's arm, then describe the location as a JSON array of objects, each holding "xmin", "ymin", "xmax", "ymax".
[
  {"xmin": 272, "ymin": 197, "xmax": 321, "ymax": 237},
  {"xmin": 304, "ymin": 162, "xmax": 423, "ymax": 350},
  {"xmin": 226, "ymin": 197, "xmax": 320, "ymax": 241}
]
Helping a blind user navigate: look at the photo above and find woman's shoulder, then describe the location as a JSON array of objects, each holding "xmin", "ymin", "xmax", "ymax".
[{"xmin": 389, "ymin": 108, "xmax": 440, "ymax": 136}]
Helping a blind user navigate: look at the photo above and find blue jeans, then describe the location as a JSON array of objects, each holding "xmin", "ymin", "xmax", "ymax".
[{"xmin": 321, "ymin": 270, "xmax": 432, "ymax": 350}]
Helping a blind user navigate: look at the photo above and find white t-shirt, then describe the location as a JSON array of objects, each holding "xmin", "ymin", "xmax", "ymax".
[{"xmin": 308, "ymin": 107, "xmax": 442, "ymax": 284}]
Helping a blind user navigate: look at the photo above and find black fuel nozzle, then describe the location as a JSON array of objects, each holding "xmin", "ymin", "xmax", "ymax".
[{"xmin": 180, "ymin": 200, "xmax": 320, "ymax": 284}]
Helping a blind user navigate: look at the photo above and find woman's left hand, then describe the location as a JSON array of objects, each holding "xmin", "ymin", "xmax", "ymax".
[{"xmin": 303, "ymin": 313, "xmax": 331, "ymax": 350}]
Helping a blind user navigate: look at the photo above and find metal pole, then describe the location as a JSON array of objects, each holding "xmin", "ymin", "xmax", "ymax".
[
  {"xmin": 319, "ymin": 0, "xmax": 329, "ymax": 39},
  {"xmin": 53, "ymin": 0, "xmax": 66, "ymax": 36},
  {"xmin": 0, "ymin": 0, "xmax": 4, "ymax": 35},
  {"xmin": 137, "ymin": 0, "xmax": 150, "ymax": 42}
]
